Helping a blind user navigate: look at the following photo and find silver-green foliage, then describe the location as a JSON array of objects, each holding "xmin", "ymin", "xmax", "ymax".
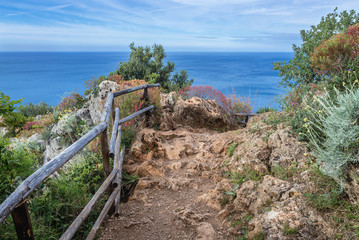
[{"xmin": 306, "ymin": 87, "xmax": 359, "ymax": 183}]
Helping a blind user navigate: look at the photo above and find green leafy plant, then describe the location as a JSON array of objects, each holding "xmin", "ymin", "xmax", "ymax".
[
  {"xmin": 283, "ymin": 222, "xmax": 298, "ymax": 235},
  {"xmin": 256, "ymin": 107, "xmax": 277, "ymax": 114},
  {"xmin": 0, "ymin": 91, "xmax": 23, "ymax": 116},
  {"xmin": 58, "ymin": 114, "xmax": 89, "ymax": 145},
  {"xmin": 84, "ymin": 75, "xmax": 106, "ymax": 96},
  {"xmin": 226, "ymin": 166, "xmax": 265, "ymax": 186},
  {"xmin": 227, "ymin": 142, "xmax": 238, "ymax": 157},
  {"xmin": 310, "ymin": 23, "xmax": 359, "ymax": 77},
  {"xmin": 305, "ymin": 86, "xmax": 359, "ymax": 183},
  {"xmin": 116, "ymin": 42, "xmax": 193, "ymax": 92},
  {"xmin": 0, "ymin": 92, "xmax": 26, "ymax": 137},
  {"xmin": 273, "ymin": 8, "xmax": 359, "ymax": 88},
  {"xmin": 57, "ymin": 92, "xmax": 85, "ymax": 112},
  {"xmin": 0, "ymin": 135, "xmax": 38, "ymax": 203},
  {"xmin": 1, "ymin": 112, "xmax": 27, "ymax": 137},
  {"xmin": 17, "ymin": 102, "xmax": 54, "ymax": 118}
]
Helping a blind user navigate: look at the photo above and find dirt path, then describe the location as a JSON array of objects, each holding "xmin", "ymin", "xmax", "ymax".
[{"xmin": 100, "ymin": 127, "xmax": 235, "ymax": 240}]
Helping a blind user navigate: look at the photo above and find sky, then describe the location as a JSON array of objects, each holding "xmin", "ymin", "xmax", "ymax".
[{"xmin": 0, "ymin": 0, "xmax": 358, "ymax": 52}]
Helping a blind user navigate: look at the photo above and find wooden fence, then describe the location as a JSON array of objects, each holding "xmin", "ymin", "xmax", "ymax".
[{"xmin": 0, "ymin": 83, "xmax": 160, "ymax": 240}]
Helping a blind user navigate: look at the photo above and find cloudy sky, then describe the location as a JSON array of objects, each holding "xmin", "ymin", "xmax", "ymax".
[{"xmin": 1, "ymin": 0, "xmax": 358, "ymax": 52}]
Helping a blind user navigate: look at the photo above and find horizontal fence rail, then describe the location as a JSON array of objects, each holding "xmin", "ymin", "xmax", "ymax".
[{"xmin": 0, "ymin": 83, "xmax": 160, "ymax": 240}]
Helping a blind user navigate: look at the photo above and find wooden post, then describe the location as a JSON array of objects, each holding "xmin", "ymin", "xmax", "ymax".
[
  {"xmin": 111, "ymin": 98, "xmax": 116, "ymax": 124},
  {"xmin": 143, "ymin": 87, "xmax": 150, "ymax": 127},
  {"xmin": 11, "ymin": 199, "xmax": 34, "ymax": 240},
  {"xmin": 100, "ymin": 129, "xmax": 111, "ymax": 178}
]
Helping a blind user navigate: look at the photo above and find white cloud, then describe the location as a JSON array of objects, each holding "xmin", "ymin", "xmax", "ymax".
[{"xmin": 1, "ymin": 0, "xmax": 358, "ymax": 51}]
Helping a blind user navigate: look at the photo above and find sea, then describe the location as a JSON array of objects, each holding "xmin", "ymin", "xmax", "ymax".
[{"xmin": 0, "ymin": 52, "xmax": 293, "ymax": 111}]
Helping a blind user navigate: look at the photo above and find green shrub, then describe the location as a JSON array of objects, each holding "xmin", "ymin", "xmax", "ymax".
[
  {"xmin": 17, "ymin": 102, "xmax": 54, "ymax": 118},
  {"xmin": 84, "ymin": 75, "xmax": 106, "ymax": 96},
  {"xmin": 0, "ymin": 92, "xmax": 26, "ymax": 137},
  {"xmin": 115, "ymin": 43, "xmax": 193, "ymax": 92},
  {"xmin": 57, "ymin": 92, "xmax": 85, "ymax": 112},
  {"xmin": 226, "ymin": 165, "xmax": 265, "ymax": 186},
  {"xmin": 1, "ymin": 112, "xmax": 27, "ymax": 137},
  {"xmin": 28, "ymin": 151, "xmax": 106, "ymax": 239},
  {"xmin": 256, "ymin": 107, "xmax": 276, "ymax": 114},
  {"xmin": 58, "ymin": 114, "xmax": 89, "ymax": 145},
  {"xmin": 227, "ymin": 142, "xmax": 238, "ymax": 157},
  {"xmin": 273, "ymin": 8, "xmax": 359, "ymax": 88},
  {"xmin": 305, "ymin": 86, "xmax": 359, "ymax": 183},
  {"xmin": 0, "ymin": 136, "xmax": 39, "ymax": 203},
  {"xmin": 0, "ymin": 91, "xmax": 23, "ymax": 116}
]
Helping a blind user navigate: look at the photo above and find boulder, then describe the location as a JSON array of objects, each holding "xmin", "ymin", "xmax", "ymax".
[
  {"xmin": 172, "ymin": 97, "xmax": 238, "ymax": 131},
  {"xmin": 81, "ymin": 80, "xmax": 120, "ymax": 125}
]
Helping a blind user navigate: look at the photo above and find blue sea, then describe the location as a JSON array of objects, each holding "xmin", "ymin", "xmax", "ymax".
[{"xmin": 0, "ymin": 52, "xmax": 293, "ymax": 111}]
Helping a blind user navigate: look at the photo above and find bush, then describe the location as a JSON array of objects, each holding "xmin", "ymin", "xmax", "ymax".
[
  {"xmin": 57, "ymin": 92, "xmax": 85, "ymax": 112},
  {"xmin": 227, "ymin": 92, "xmax": 252, "ymax": 115},
  {"xmin": 1, "ymin": 112, "xmax": 27, "ymax": 137},
  {"xmin": 17, "ymin": 102, "xmax": 54, "ymax": 118},
  {"xmin": 116, "ymin": 43, "xmax": 193, "ymax": 92},
  {"xmin": 57, "ymin": 114, "xmax": 89, "ymax": 145},
  {"xmin": 310, "ymin": 23, "xmax": 359, "ymax": 90},
  {"xmin": 84, "ymin": 75, "xmax": 105, "ymax": 96},
  {"xmin": 0, "ymin": 136, "xmax": 38, "ymax": 203},
  {"xmin": 114, "ymin": 79, "xmax": 161, "ymax": 148},
  {"xmin": 178, "ymin": 85, "xmax": 229, "ymax": 108},
  {"xmin": 0, "ymin": 91, "xmax": 23, "ymax": 116},
  {"xmin": 305, "ymin": 85, "xmax": 359, "ymax": 183},
  {"xmin": 256, "ymin": 107, "xmax": 277, "ymax": 114},
  {"xmin": 0, "ymin": 92, "xmax": 26, "ymax": 137},
  {"xmin": 273, "ymin": 8, "xmax": 359, "ymax": 88},
  {"xmin": 178, "ymin": 85, "xmax": 252, "ymax": 114}
]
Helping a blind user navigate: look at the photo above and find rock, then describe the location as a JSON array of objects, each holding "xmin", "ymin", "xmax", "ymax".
[
  {"xmin": 84, "ymin": 80, "xmax": 120, "ymax": 125},
  {"xmin": 136, "ymin": 160, "xmax": 164, "ymax": 177},
  {"xmin": 160, "ymin": 92, "xmax": 179, "ymax": 109},
  {"xmin": 75, "ymin": 107, "xmax": 94, "ymax": 126},
  {"xmin": 173, "ymin": 97, "xmax": 238, "ymax": 131},
  {"xmin": 99, "ymin": 80, "xmax": 119, "ymax": 100},
  {"xmin": 230, "ymin": 175, "xmax": 335, "ymax": 239},
  {"xmin": 198, "ymin": 179, "xmax": 231, "ymax": 210},
  {"xmin": 130, "ymin": 129, "xmax": 165, "ymax": 160},
  {"xmin": 196, "ymin": 222, "xmax": 216, "ymax": 240},
  {"xmin": 268, "ymin": 127, "xmax": 307, "ymax": 169},
  {"xmin": 343, "ymin": 163, "xmax": 359, "ymax": 204}
]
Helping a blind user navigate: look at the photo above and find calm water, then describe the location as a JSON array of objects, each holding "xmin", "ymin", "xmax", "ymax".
[{"xmin": 0, "ymin": 52, "xmax": 293, "ymax": 111}]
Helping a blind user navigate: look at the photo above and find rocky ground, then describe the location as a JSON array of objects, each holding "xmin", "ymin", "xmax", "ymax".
[{"xmin": 99, "ymin": 93, "xmax": 340, "ymax": 240}]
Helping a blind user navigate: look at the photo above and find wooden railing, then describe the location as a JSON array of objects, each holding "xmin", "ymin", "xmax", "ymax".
[{"xmin": 0, "ymin": 83, "xmax": 160, "ymax": 240}]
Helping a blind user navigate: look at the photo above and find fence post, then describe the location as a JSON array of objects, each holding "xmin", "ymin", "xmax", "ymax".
[
  {"xmin": 143, "ymin": 87, "xmax": 150, "ymax": 127},
  {"xmin": 11, "ymin": 199, "xmax": 34, "ymax": 240},
  {"xmin": 100, "ymin": 129, "xmax": 111, "ymax": 178}
]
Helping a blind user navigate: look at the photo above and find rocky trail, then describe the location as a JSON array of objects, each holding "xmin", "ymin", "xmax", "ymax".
[
  {"xmin": 100, "ymin": 127, "xmax": 235, "ymax": 240},
  {"xmin": 97, "ymin": 91, "xmax": 352, "ymax": 239}
]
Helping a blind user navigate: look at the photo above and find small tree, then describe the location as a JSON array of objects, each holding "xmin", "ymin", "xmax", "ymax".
[
  {"xmin": 0, "ymin": 92, "xmax": 26, "ymax": 136},
  {"xmin": 273, "ymin": 8, "xmax": 359, "ymax": 88},
  {"xmin": 0, "ymin": 91, "xmax": 23, "ymax": 116},
  {"xmin": 116, "ymin": 43, "xmax": 193, "ymax": 92}
]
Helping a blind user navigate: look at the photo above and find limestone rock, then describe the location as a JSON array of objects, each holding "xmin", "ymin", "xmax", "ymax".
[
  {"xmin": 230, "ymin": 175, "xmax": 335, "ymax": 239},
  {"xmin": 173, "ymin": 97, "xmax": 238, "ymax": 131},
  {"xmin": 198, "ymin": 179, "xmax": 231, "ymax": 210},
  {"xmin": 196, "ymin": 222, "xmax": 216, "ymax": 240}
]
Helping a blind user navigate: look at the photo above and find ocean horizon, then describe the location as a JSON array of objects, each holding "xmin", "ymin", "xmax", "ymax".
[{"xmin": 0, "ymin": 51, "xmax": 293, "ymax": 111}]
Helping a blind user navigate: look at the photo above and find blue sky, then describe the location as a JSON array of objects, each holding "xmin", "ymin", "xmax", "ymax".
[{"xmin": 0, "ymin": 0, "xmax": 358, "ymax": 52}]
